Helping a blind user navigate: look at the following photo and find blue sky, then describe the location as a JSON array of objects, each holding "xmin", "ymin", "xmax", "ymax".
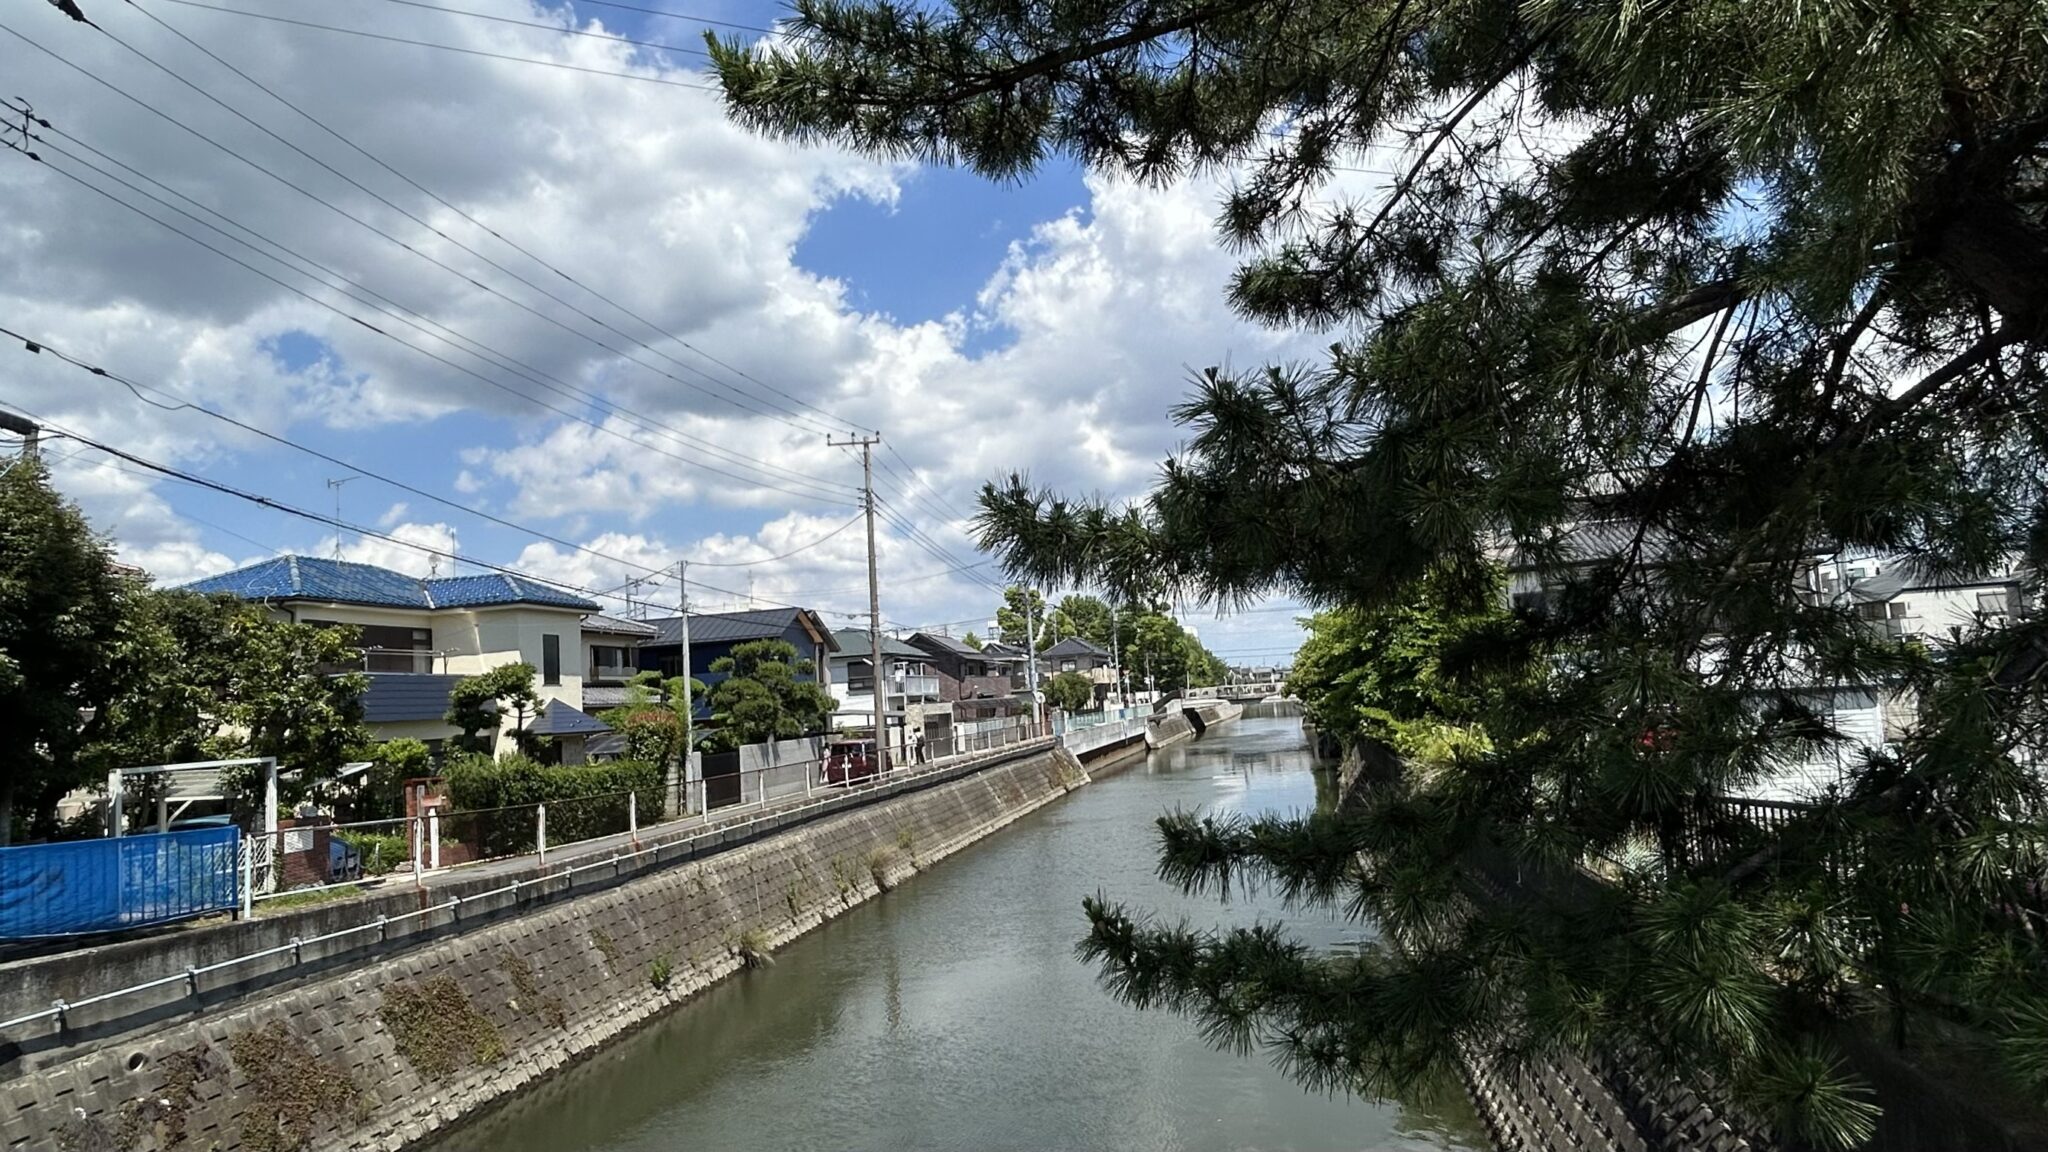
[{"xmin": 0, "ymin": 0, "xmax": 1311, "ymax": 665}]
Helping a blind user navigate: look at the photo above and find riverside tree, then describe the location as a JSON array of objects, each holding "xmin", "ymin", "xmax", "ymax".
[
  {"xmin": 703, "ymin": 640, "xmax": 836, "ymax": 750},
  {"xmin": 713, "ymin": 3, "xmax": 2048, "ymax": 1146}
]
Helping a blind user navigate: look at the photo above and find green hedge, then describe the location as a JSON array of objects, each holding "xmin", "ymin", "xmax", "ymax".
[{"xmin": 443, "ymin": 756, "xmax": 664, "ymax": 855}]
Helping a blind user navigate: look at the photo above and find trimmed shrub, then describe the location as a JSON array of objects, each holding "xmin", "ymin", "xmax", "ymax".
[{"xmin": 443, "ymin": 755, "xmax": 663, "ymax": 855}]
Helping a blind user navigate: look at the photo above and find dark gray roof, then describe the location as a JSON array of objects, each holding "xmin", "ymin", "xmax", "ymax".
[
  {"xmin": 528, "ymin": 699, "xmax": 611, "ymax": 737},
  {"xmin": 360, "ymin": 673, "xmax": 463, "ymax": 724},
  {"xmin": 1042, "ymin": 637, "xmax": 1109, "ymax": 659},
  {"xmin": 832, "ymin": 629, "xmax": 926, "ymax": 659},
  {"xmin": 908, "ymin": 631, "xmax": 981, "ymax": 657},
  {"xmin": 643, "ymin": 608, "xmax": 839, "ymax": 651},
  {"xmin": 582, "ymin": 613, "xmax": 659, "ymax": 637},
  {"xmin": 979, "ymin": 641, "xmax": 1027, "ymax": 662}
]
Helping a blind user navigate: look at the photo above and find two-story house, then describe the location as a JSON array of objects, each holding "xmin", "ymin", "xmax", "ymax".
[
  {"xmin": 906, "ymin": 632, "xmax": 1030, "ymax": 719},
  {"xmin": 581, "ymin": 613, "xmax": 659, "ymax": 714},
  {"xmin": 1039, "ymin": 637, "xmax": 1115, "ymax": 704},
  {"xmin": 181, "ymin": 556, "xmax": 614, "ymax": 762},
  {"xmin": 828, "ymin": 629, "xmax": 940, "ymax": 727},
  {"xmin": 634, "ymin": 607, "xmax": 838, "ymax": 719}
]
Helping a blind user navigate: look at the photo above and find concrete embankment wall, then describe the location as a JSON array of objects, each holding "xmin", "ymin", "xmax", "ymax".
[
  {"xmin": 1062, "ymin": 717, "xmax": 1149, "ymax": 766},
  {"xmin": 1146, "ymin": 712, "xmax": 1195, "ymax": 748},
  {"xmin": 2, "ymin": 747, "xmax": 1088, "ymax": 1152}
]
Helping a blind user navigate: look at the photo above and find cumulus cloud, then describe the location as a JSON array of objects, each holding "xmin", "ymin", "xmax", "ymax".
[{"xmin": 3, "ymin": 0, "xmax": 1344, "ymax": 655}]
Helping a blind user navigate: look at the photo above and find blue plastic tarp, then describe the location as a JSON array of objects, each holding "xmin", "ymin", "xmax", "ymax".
[{"xmin": 0, "ymin": 827, "xmax": 240, "ymax": 939}]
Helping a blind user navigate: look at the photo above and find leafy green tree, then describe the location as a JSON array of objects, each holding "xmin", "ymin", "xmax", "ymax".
[
  {"xmin": 715, "ymin": 2, "xmax": 2048, "ymax": 1145},
  {"xmin": 1043, "ymin": 670, "xmax": 1097, "ymax": 713},
  {"xmin": 1126, "ymin": 611, "xmax": 1225, "ymax": 693},
  {"xmin": 600, "ymin": 669, "xmax": 705, "ymax": 764},
  {"xmin": 346, "ymin": 738, "xmax": 431, "ymax": 821},
  {"xmin": 993, "ymin": 584, "xmax": 1049, "ymax": 651},
  {"xmin": 0, "ymin": 457, "xmax": 130, "ymax": 843},
  {"xmin": 960, "ymin": 631, "xmax": 984, "ymax": 650},
  {"xmin": 1051, "ymin": 594, "xmax": 1115, "ymax": 649},
  {"xmin": 446, "ymin": 663, "xmax": 539, "ymax": 756},
  {"xmin": 703, "ymin": 640, "xmax": 836, "ymax": 751},
  {"xmin": 1288, "ymin": 567, "xmax": 1506, "ymax": 767},
  {"xmin": 84, "ymin": 590, "xmax": 368, "ymax": 824}
]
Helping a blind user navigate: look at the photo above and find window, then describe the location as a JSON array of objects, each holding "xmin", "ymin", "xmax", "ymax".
[
  {"xmin": 589, "ymin": 644, "xmax": 630, "ymax": 679},
  {"xmin": 1061, "ymin": 659, "xmax": 1077, "ymax": 673},
  {"xmin": 1856, "ymin": 602, "xmax": 1889, "ymax": 621},
  {"xmin": 542, "ymin": 634, "xmax": 561, "ymax": 685},
  {"xmin": 307, "ymin": 620, "xmax": 432, "ymax": 673},
  {"xmin": 1979, "ymin": 590, "xmax": 2012, "ymax": 615}
]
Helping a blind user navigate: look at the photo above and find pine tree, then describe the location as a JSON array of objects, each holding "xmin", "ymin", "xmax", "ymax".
[{"xmin": 712, "ymin": 3, "xmax": 2048, "ymax": 1145}]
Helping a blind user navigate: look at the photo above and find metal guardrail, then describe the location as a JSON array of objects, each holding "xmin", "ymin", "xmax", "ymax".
[{"xmin": 0, "ymin": 733, "xmax": 1056, "ymax": 1038}]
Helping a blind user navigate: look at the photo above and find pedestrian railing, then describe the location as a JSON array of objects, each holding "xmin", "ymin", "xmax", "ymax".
[{"xmin": 0, "ymin": 729, "xmax": 1054, "ymax": 1038}]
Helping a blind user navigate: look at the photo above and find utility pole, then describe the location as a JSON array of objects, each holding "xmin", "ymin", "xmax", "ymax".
[
  {"xmin": 0, "ymin": 409, "xmax": 38, "ymax": 460},
  {"xmin": 1023, "ymin": 589, "xmax": 1041, "ymax": 731},
  {"xmin": 1109, "ymin": 600, "xmax": 1122, "ymax": 707},
  {"xmin": 829, "ymin": 432, "xmax": 888, "ymax": 773},
  {"xmin": 676, "ymin": 560, "xmax": 693, "ymax": 757}
]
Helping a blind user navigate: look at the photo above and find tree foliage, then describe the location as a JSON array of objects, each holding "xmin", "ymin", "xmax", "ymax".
[
  {"xmin": 0, "ymin": 456, "xmax": 130, "ymax": 842},
  {"xmin": 716, "ymin": 1, "xmax": 2048, "ymax": 1144},
  {"xmin": 993, "ymin": 584, "xmax": 1049, "ymax": 650},
  {"xmin": 446, "ymin": 663, "xmax": 539, "ymax": 756},
  {"xmin": 1289, "ymin": 566, "xmax": 1506, "ymax": 766},
  {"xmin": 703, "ymin": 640, "xmax": 836, "ymax": 751},
  {"xmin": 1044, "ymin": 670, "xmax": 1097, "ymax": 713}
]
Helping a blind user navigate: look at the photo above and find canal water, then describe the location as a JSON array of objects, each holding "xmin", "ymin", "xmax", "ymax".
[{"xmin": 431, "ymin": 716, "xmax": 1489, "ymax": 1152}]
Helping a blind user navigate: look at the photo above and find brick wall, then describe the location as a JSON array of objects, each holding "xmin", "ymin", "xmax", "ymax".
[{"xmin": 2, "ymin": 748, "xmax": 1088, "ymax": 1152}]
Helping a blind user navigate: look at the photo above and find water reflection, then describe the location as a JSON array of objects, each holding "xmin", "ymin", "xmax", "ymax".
[{"xmin": 431, "ymin": 717, "xmax": 1486, "ymax": 1152}]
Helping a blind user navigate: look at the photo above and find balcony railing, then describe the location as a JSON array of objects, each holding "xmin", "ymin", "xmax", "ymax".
[
  {"xmin": 589, "ymin": 663, "xmax": 638, "ymax": 682},
  {"xmin": 893, "ymin": 674, "xmax": 941, "ymax": 699},
  {"xmin": 361, "ymin": 647, "xmax": 438, "ymax": 674}
]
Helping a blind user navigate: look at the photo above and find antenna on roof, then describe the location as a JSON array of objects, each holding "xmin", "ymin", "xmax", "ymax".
[
  {"xmin": 325, "ymin": 476, "xmax": 359, "ymax": 560},
  {"xmin": 428, "ymin": 553, "xmax": 441, "ymax": 578}
]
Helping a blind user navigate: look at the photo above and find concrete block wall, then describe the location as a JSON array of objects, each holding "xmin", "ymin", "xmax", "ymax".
[
  {"xmin": 2, "ymin": 748, "xmax": 1088, "ymax": 1152},
  {"xmin": 1146, "ymin": 713, "xmax": 1195, "ymax": 748}
]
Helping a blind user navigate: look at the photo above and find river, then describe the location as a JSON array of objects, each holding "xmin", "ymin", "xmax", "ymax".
[{"xmin": 429, "ymin": 715, "xmax": 1490, "ymax": 1152}]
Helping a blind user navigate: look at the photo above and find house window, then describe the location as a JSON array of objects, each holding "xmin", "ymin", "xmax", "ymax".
[
  {"xmin": 1856, "ymin": 602, "xmax": 1889, "ymax": 621},
  {"xmin": 660, "ymin": 654, "xmax": 689, "ymax": 679},
  {"xmin": 542, "ymin": 634, "xmax": 561, "ymax": 685},
  {"xmin": 307, "ymin": 620, "xmax": 432, "ymax": 673},
  {"xmin": 1979, "ymin": 590, "xmax": 2012, "ymax": 615},
  {"xmin": 1061, "ymin": 659, "xmax": 1077, "ymax": 673},
  {"xmin": 589, "ymin": 644, "xmax": 630, "ymax": 679}
]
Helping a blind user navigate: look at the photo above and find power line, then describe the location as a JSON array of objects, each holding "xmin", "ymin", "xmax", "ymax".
[
  {"xmin": 49, "ymin": 15, "xmax": 845, "ymax": 441},
  {"xmin": 7, "ymin": 117, "xmax": 862, "ymax": 504},
  {"xmin": 125, "ymin": 0, "xmax": 868, "ymax": 441},
  {"xmin": 149, "ymin": 0, "xmax": 720, "ymax": 89},
  {"xmin": 0, "ymin": 133, "xmax": 860, "ymax": 507},
  {"xmin": 364, "ymin": 0, "xmax": 713, "ymax": 58},
  {"xmin": 0, "ymin": 326, "xmax": 872, "ymax": 595},
  {"xmin": 23, "ymin": 404, "xmax": 871, "ymax": 615},
  {"xmin": 557, "ymin": 0, "xmax": 777, "ymax": 34}
]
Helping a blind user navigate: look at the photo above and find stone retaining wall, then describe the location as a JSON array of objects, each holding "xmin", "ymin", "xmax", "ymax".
[
  {"xmin": 4, "ymin": 747, "xmax": 1088, "ymax": 1152},
  {"xmin": 1145, "ymin": 713, "xmax": 1195, "ymax": 748}
]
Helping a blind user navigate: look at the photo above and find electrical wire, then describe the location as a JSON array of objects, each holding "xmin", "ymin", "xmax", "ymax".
[
  {"xmin": 0, "ymin": 135, "xmax": 860, "ymax": 507},
  {"xmin": 0, "ymin": 326, "xmax": 871, "ymax": 586},
  {"xmin": 363, "ymin": 0, "xmax": 712, "ymax": 58},
  {"xmin": 6, "ymin": 117, "xmax": 861, "ymax": 504},
  {"xmin": 43, "ymin": 17, "xmax": 845, "ymax": 442},
  {"xmin": 149, "ymin": 0, "xmax": 720, "ymax": 89},
  {"xmin": 557, "ymin": 0, "xmax": 777, "ymax": 34},
  {"xmin": 125, "ymin": 0, "xmax": 869, "ymax": 440}
]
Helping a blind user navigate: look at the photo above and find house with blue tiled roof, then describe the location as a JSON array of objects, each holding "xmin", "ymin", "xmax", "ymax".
[{"xmin": 180, "ymin": 555, "xmax": 630, "ymax": 761}]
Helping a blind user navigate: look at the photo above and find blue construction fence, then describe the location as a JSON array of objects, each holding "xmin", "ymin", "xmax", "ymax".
[{"xmin": 0, "ymin": 826, "xmax": 240, "ymax": 939}]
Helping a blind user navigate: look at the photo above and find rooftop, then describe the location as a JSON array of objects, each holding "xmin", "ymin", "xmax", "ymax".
[
  {"xmin": 1042, "ymin": 636, "xmax": 1110, "ymax": 659},
  {"xmin": 528, "ymin": 699, "xmax": 612, "ymax": 738},
  {"xmin": 642, "ymin": 607, "xmax": 840, "ymax": 651},
  {"xmin": 832, "ymin": 629, "xmax": 928, "ymax": 660},
  {"xmin": 180, "ymin": 556, "xmax": 598, "ymax": 612},
  {"xmin": 581, "ymin": 613, "xmax": 660, "ymax": 637}
]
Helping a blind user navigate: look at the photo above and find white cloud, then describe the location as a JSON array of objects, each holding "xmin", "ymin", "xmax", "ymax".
[{"xmin": 4, "ymin": 1, "xmax": 1339, "ymax": 658}]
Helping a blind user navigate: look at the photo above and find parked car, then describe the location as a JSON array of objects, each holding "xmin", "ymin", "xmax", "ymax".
[{"xmin": 822, "ymin": 739, "xmax": 879, "ymax": 786}]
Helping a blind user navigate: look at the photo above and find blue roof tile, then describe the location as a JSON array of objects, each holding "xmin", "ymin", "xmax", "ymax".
[{"xmin": 178, "ymin": 556, "xmax": 597, "ymax": 612}]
